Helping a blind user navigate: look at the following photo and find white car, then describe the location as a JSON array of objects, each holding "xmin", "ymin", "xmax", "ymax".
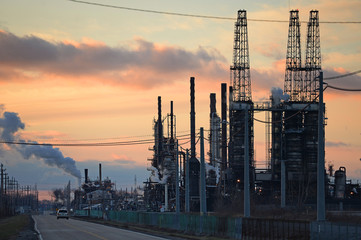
[{"xmin": 57, "ymin": 209, "xmax": 69, "ymax": 220}]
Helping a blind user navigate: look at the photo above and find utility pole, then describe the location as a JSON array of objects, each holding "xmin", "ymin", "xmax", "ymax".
[
  {"xmin": 281, "ymin": 160, "xmax": 286, "ymax": 208},
  {"xmin": 200, "ymin": 128, "xmax": 207, "ymax": 214},
  {"xmin": 317, "ymin": 71, "xmax": 325, "ymax": 221},
  {"xmin": 0, "ymin": 164, "xmax": 3, "ymax": 196},
  {"xmin": 185, "ymin": 149, "xmax": 190, "ymax": 213},
  {"xmin": 176, "ymin": 140, "xmax": 180, "ymax": 214}
]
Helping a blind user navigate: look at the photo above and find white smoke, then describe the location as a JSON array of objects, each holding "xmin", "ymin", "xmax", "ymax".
[
  {"xmin": 147, "ymin": 166, "xmax": 160, "ymax": 183},
  {"xmin": 206, "ymin": 162, "xmax": 220, "ymax": 184},
  {"xmin": 159, "ymin": 169, "xmax": 169, "ymax": 184},
  {"xmin": 0, "ymin": 109, "xmax": 81, "ymax": 183},
  {"xmin": 147, "ymin": 165, "xmax": 169, "ymax": 184},
  {"xmin": 271, "ymin": 87, "xmax": 289, "ymax": 105}
]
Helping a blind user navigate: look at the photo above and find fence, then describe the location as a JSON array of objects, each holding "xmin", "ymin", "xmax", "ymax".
[
  {"xmin": 76, "ymin": 210, "xmax": 241, "ymax": 238},
  {"xmin": 75, "ymin": 210, "xmax": 361, "ymax": 240},
  {"xmin": 310, "ymin": 221, "xmax": 361, "ymax": 240},
  {"xmin": 242, "ymin": 218, "xmax": 309, "ymax": 240}
]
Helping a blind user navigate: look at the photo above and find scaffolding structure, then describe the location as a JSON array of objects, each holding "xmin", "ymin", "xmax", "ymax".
[
  {"xmin": 305, "ymin": 10, "xmax": 321, "ymax": 102},
  {"xmin": 270, "ymin": 10, "xmax": 322, "ymax": 204},
  {"xmin": 284, "ymin": 10, "xmax": 303, "ymax": 102},
  {"xmin": 228, "ymin": 10, "xmax": 254, "ymax": 191}
]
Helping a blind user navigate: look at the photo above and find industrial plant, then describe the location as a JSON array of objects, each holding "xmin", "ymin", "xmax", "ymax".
[
  {"xmin": 140, "ymin": 9, "xmax": 361, "ymax": 214},
  {"xmin": 49, "ymin": 9, "xmax": 360, "ymax": 220}
]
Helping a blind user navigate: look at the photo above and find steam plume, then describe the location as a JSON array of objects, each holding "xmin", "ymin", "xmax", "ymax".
[
  {"xmin": 271, "ymin": 87, "xmax": 289, "ymax": 105},
  {"xmin": 0, "ymin": 109, "xmax": 81, "ymax": 181}
]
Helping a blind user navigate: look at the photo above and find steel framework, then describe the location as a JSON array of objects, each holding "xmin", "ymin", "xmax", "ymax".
[
  {"xmin": 284, "ymin": 10, "xmax": 302, "ymax": 102},
  {"xmin": 305, "ymin": 10, "xmax": 321, "ymax": 102},
  {"xmin": 230, "ymin": 10, "xmax": 251, "ymax": 102},
  {"xmin": 228, "ymin": 10, "xmax": 254, "ymax": 192}
]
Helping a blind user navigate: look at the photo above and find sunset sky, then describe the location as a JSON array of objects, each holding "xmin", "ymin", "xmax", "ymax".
[{"xmin": 1, "ymin": 0, "xmax": 360, "ymax": 200}]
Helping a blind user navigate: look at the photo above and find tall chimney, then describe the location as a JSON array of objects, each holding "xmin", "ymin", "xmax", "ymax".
[
  {"xmin": 189, "ymin": 77, "xmax": 200, "ymax": 210},
  {"xmin": 157, "ymin": 96, "xmax": 163, "ymax": 167},
  {"xmin": 210, "ymin": 93, "xmax": 217, "ymax": 166},
  {"xmin": 228, "ymin": 86, "xmax": 233, "ymax": 167},
  {"xmin": 84, "ymin": 169, "xmax": 88, "ymax": 183},
  {"xmin": 170, "ymin": 101, "xmax": 174, "ymax": 140},
  {"xmin": 99, "ymin": 163, "xmax": 102, "ymax": 185},
  {"xmin": 221, "ymin": 83, "xmax": 227, "ymax": 170},
  {"xmin": 190, "ymin": 77, "xmax": 196, "ymax": 159},
  {"xmin": 210, "ymin": 93, "xmax": 216, "ymax": 116}
]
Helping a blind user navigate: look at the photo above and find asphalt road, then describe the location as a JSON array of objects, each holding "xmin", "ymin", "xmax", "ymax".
[{"xmin": 33, "ymin": 215, "xmax": 170, "ymax": 240}]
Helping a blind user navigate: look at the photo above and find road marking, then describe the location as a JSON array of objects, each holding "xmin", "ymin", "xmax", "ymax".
[{"xmin": 64, "ymin": 221, "xmax": 109, "ymax": 240}]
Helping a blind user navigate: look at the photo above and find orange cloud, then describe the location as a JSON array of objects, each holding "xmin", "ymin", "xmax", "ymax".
[{"xmin": 0, "ymin": 30, "xmax": 228, "ymax": 89}]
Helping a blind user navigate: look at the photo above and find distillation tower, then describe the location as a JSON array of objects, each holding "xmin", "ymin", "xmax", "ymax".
[{"xmin": 144, "ymin": 97, "xmax": 179, "ymax": 211}]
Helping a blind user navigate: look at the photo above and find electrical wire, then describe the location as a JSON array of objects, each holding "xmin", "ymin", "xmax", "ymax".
[
  {"xmin": 324, "ymin": 69, "xmax": 361, "ymax": 80},
  {"xmin": 68, "ymin": 0, "xmax": 234, "ymax": 20},
  {"xmin": 68, "ymin": 0, "xmax": 361, "ymax": 24},
  {"xmin": 0, "ymin": 139, "xmax": 154, "ymax": 147},
  {"xmin": 0, "ymin": 134, "xmax": 192, "ymax": 147},
  {"xmin": 28, "ymin": 130, "xmax": 191, "ymax": 142},
  {"xmin": 326, "ymin": 84, "xmax": 361, "ymax": 92},
  {"xmin": 253, "ymin": 86, "xmax": 327, "ymax": 124},
  {"xmin": 253, "ymin": 69, "xmax": 361, "ymax": 124}
]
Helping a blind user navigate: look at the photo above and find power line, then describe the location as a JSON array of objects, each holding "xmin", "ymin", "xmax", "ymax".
[
  {"xmin": 324, "ymin": 69, "xmax": 361, "ymax": 80},
  {"xmin": 24, "ymin": 131, "xmax": 191, "ymax": 143},
  {"xmin": 68, "ymin": 0, "xmax": 234, "ymax": 20},
  {"xmin": 68, "ymin": 0, "xmax": 361, "ymax": 24},
  {"xmin": 253, "ymin": 86, "xmax": 327, "ymax": 124},
  {"xmin": 0, "ymin": 134, "xmax": 192, "ymax": 147},
  {"xmin": 326, "ymin": 84, "xmax": 361, "ymax": 92}
]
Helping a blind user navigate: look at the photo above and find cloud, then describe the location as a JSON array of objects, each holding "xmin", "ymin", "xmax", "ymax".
[
  {"xmin": 324, "ymin": 68, "xmax": 361, "ymax": 88},
  {"xmin": 326, "ymin": 141, "xmax": 351, "ymax": 147},
  {"xmin": 0, "ymin": 30, "xmax": 228, "ymax": 88},
  {"xmin": 112, "ymin": 159, "xmax": 137, "ymax": 165},
  {"xmin": 253, "ymin": 42, "xmax": 284, "ymax": 60}
]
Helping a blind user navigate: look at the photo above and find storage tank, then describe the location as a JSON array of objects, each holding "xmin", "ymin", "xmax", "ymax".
[{"xmin": 334, "ymin": 167, "xmax": 346, "ymax": 199}]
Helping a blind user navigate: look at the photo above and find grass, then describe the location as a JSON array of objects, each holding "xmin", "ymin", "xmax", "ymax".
[{"xmin": 0, "ymin": 215, "xmax": 30, "ymax": 240}]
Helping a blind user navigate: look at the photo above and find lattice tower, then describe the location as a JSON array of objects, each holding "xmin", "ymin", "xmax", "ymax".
[
  {"xmin": 284, "ymin": 10, "xmax": 303, "ymax": 102},
  {"xmin": 304, "ymin": 10, "xmax": 321, "ymax": 102},
  {"xmin": 230, "ymin": 10, "xmax": 251, "ymax": 102}
]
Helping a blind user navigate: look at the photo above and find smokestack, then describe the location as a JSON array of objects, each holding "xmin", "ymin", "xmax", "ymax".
[
  {"xmin": 221, "ymin": 83, "xmax": 227, "ymax": 170},
  {"xmin": 170, "ymin": 101, "xmax": 174, "ymax": 140},
  {"xmin": 210, "ymin": 93, "xmax": 216, "ymax": 116},
  {"xmin": 157, "ymin": 96, "xmax": 163, "ymax": 167},
  {"xmin": 210, "ymin": 93, "xmax": 217, "ymax": 166},
  {"xmin": 84, "ymin": 169, "xmax": 88, "ymax": 183},
  {"xmin": 190, "ymin": 77, "xmax": 196, "ymax": 159},
  {"xmin": 99, "ymin": 163, "xmax": 102, "ymax": 185},
  {"xmin": 228, "ymin": 86, "xmax": 233, "ymax": 167},
  {"xmin": 189, "ymin": 77, "xmax": 200, "ymax": 211}
]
